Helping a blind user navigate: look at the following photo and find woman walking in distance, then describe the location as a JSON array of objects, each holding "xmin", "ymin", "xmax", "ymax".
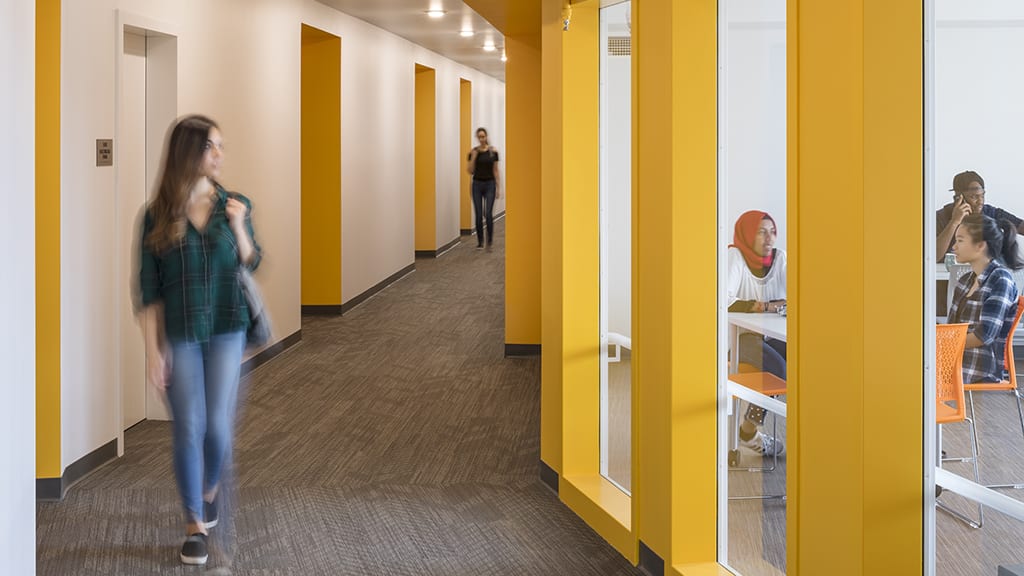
[
  {"xmin": 467, "ymin": 127, "xmax": 502, "ymax": 249},
  {"xmin": 138, "ymin": 114, "xmax": 261, "ymax": 565}
]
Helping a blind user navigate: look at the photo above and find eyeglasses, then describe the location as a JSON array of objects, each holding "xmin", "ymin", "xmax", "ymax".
[{"xmin": 953, "ymin": 185, "xmax": 985, "ymax": 201}]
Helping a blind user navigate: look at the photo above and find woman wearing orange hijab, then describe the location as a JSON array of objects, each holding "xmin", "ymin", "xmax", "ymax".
[{"xmin": 727, "ymin": 210, "xmax": 787, "ymax": 457}]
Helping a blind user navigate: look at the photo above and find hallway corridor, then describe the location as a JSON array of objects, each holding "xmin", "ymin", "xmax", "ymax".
[{"xmin": 36, "ymin": 219, "xmax": 642, "ymax": 575}]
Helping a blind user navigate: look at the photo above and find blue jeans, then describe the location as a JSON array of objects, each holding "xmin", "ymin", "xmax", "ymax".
[
  {"xmin": 738, "ymin": 333, "xmax": 787, "ymax": 380},
  {"xmin": 471, "ymin": 179, "xmax": 496, "ymax": 244},
  {"xmin": 166, "ymin": 331, "xmax": 245, "ymax": 521}
]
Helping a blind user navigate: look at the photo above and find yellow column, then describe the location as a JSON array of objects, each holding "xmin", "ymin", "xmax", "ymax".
[
  {"xmin": 300, "ymin": 26, "xmax": 342, "ymax": 307},
  {"xmin": 634, "ymin": 0, "xmax": 719, "ymax": 570},
  {"xmin": 36, "ymin": 0, "xmax": 61, "ymax": 480},
  {"xmin": 460, "ymin": 79, "xmax": 473, "ymax": 233},
  {"xmin": 504, "ymin": 21, "xmax": 542, "ymax": 350},
  {"xmin": 540, "ymin": 0, "xmax": 564, "ymax": 473},
  {"xmin": 789, "ymin": 0, "xmax": 923, "ymax": 574},
  {"xmin": 544, "ymin": 0, "xmax": 633, "ymax": 559},
  {"xmin": 415, "ymin": 64, "xmax": 437, "ymax": 253}
]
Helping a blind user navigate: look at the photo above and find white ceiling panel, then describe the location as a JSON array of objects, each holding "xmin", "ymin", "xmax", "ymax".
[{"xmin": 316, "ymin": 0, "xmax": 507, "ymax": 81}]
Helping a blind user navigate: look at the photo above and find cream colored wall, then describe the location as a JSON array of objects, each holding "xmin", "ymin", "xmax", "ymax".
[
  {"xmin": 58, "ymin": 0, "xmax": 505, "ymax": 470},
  {"xmin": 1, "ymin": 2, "xmax": 37, "ymax": 572}
]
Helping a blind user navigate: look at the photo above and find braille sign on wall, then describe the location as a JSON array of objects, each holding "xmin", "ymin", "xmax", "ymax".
[{"xmin": 96, "ymin": 139, "xmax": 113, "ymax": 167}]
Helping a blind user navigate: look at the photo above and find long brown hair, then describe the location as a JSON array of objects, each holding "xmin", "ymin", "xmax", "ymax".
[{"xmin": 145, "ymin": 115, "xmax": 219, "ymax": 253}]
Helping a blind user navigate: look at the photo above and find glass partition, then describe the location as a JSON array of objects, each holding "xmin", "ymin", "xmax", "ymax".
[
  {"xmin": 717, "ymin": 0, "xmax": 788, "ymax": 573},
  {"xmin": 930, "ymin": 1, "xmax": 1024, "ymax": 574},
  {"xmin": 599, "ymin": 0, "xmax": 632, "ymax": 494}
]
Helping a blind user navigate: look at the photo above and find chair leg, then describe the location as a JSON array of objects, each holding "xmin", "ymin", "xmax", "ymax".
[
  {"xmin": 1015, "ymin": 389, "xmax": 1024, "ymax": 442},
  {"xmin": 968, "ymin": 390, "xmax": 980, "ymax": 457},
  {"xmin": 967, "ymin": 416, "xmax": 984, "ymax": 527},
  {"xmin": 935, "ymin": 419, "xmax": 984, "ymax": 529}
]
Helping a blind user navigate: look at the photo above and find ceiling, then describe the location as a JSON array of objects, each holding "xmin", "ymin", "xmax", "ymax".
[{"xmin": 315, "ymin": 0, "xmax": 508, "ymax": 82}]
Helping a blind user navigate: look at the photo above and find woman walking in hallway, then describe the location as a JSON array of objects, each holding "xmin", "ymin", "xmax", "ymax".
[
  {"xmin": 467, "ymin": 127, "xmax": 501, "ymax": 250},
  {"xmin": 138, "ymin": 114, "xmax": 261, "ymax": 565}
]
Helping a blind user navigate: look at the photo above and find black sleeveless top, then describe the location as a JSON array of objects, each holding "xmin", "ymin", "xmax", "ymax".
[{"xmin": 469, "ymin": 148, "xmax": 499, "ymax": 181}]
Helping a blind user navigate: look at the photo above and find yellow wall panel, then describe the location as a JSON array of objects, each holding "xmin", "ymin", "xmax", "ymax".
[
  {"xmin": 415, "ymin": 65, "xmax": 437, "ymax": 252},
  {"xmin": 862, "ymin": 0, "xmax": 923, "ymax": 573},
  {"xmin": 36, "ymin": 0, "xmax": 61, "ymax": 479},
  {"xmin": 790, "ymin": 0, "xmax": 923, "ymax": 574},
  {"xmin": 635, "ymin": 0, "xmax": 719, "ymax": 565},
  {"xmin": 559, "ymin": 0, "xmax": 600, "ymax": 480},
  {"xmin": 540, "ymin": 0, "xmax": 564, "ymax": 472},
  {"xmin": 300, "ymin": 25, "xmax": 342, "ymax": 306},
  {"xmin": 505, "ymin": 32, "xmax": 543, "ymax": 346},
  {"xmin": 460, "ymin": 79, "xmax": 472, "ymax": 232}
]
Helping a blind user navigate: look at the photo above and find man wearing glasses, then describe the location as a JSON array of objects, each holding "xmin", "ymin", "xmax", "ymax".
[{"xmin": 936, "ymin": 170, "xmax": 1024, "ymax": 261}]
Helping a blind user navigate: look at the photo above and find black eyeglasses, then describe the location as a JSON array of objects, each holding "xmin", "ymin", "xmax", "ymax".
[{"xmin": 951, "ymin": 186, "xmax": 985, "ymax": 201}]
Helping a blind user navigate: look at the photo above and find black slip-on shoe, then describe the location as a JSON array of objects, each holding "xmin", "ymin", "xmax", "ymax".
[{"xmin": 180, "ymin": 533, "xmax": 208, "ymax": 565}]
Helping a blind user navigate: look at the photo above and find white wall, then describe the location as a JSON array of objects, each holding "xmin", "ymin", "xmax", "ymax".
[
  {"xmin": 0, "ymin": 0, "xmax": 37, "ymax": 573},
  {"xmin": 601, "ymin": 3, "xmax": 632, "ymax": 338},
  {"xmin": 934, "ymin": 1, "xmax": 1024, "ymax": 219},
  {"xmin": 724, "ymin": 0, "xmax": 787, "ymax": 249},
  {"xmin": 59, "ymin": 0, "xmax": 505, "ymax": 470}
]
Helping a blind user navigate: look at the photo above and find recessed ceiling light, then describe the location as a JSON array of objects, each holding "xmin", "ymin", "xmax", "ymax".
[
  {"xmin": 459, "ymin": 29, "xmax": 474, "ymax": 37},
  {"xmin": 483, "ymin": 41, "xmax": 496, "ymax": 52},
  {"xmin": 500, "ymin": 50, "xmax": 507, "ymax": 62},
  {"xmin": 425, "ymin": 9, "xmax": 446, "ymax": 18}
]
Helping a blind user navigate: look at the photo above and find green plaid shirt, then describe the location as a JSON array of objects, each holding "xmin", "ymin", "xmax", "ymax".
[{"xmin": 139, "ymin": 186, "xmax": 262, "ymax": 343}]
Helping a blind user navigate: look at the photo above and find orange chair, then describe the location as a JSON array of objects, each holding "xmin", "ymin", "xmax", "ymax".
[
  {"xmin": 964, "ymin": 294, "xmax": 1024, "ymax": 490},
  {"xmin": 935, "ymin": 322, "xmax": 983, "ymax": 528}
]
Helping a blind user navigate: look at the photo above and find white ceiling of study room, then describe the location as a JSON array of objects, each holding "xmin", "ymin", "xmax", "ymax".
[{"xmin": 314, "ymin": 0, "xmax": 507, "ymax": 82}]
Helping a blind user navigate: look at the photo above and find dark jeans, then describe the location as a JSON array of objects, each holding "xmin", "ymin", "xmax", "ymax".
[
  {"xmin": 472, "ymin": 179, "xmax": 496, "ymax": 244},
  {"xmin": 738, "ymin": 333, "xmax": 788, "ymax": 426}
]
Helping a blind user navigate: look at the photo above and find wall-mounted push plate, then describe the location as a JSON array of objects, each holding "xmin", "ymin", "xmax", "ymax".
[{"xmin": 96, "ymin": 139, "xmax": 113, "ymax": 167}]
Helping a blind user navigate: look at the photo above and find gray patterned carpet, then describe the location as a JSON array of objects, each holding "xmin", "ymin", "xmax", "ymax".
[{"xmin": 37, "ymin": 219, "xmax": 643, "ymax": 575}]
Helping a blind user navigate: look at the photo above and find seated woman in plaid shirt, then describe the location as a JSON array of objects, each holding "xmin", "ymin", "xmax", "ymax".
[
  {"xmin": 138, "ymin": 115, "xmax": 261, "ymax": 565},
  {"xmin": 948, "ymin": 213, "xmax": 1023, "ymax": 384}
]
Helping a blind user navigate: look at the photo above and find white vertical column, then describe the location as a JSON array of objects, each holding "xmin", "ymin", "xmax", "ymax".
[{"xmin": 0, "ymin": 0, "xmax": 38, "ymax": 574}]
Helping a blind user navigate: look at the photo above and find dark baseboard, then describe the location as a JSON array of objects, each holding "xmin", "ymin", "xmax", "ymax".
[
  {"xmin": 505, "ymin": 343, "xmax": 541, "ymax": 357},
  {"xmin": 638, "ymin": 541, "xmax": 665, "ymax": 576},
  {"xmin": 539, "ymin": 460, "xmax": 559, "ymax": 494},
  {"xmin": 415, "ymin": 237, "xmax": 462, "ymax": 259},
  {"xmin": 494, "ymin": 210, "xmax": 506, "ymax": 220},
  {"xmin": 299, "ymin": 305, "xmax": 344, "ymax": 313},
  {"xmin": 437, "ymin": 236, "xmax": 461, "ymax": 256},
  {"xmin": 37, "ymin": 438, "xmax": 118, "ymax": 501},
  {"xmin": 242, "ymin": 329, "xmax": 302, "ymax": 376},
  {"xmin": 341, "ymin": 263, "xmax": 416, "ymax": 315},
  {"xmin": 301, "ymin": 305, "xmax": 342, "ymax": 316},
  {"xmin": 460, "ymin": 228, "xmax": 473, "ymax": 236}
]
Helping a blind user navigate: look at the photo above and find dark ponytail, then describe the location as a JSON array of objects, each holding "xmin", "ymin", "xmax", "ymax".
[
  {"xmin": 960, "ymin": 213, "xmax": 1024, "ymax": 270},
  {"xmin": 998, "ymin": 219, "xmax": 1024, "ymax": 270}
]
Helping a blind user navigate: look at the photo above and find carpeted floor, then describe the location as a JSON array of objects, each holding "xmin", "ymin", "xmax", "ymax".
[{"xmin": 36, "ymin": 219, "xmax": 643, "ymax": 576}]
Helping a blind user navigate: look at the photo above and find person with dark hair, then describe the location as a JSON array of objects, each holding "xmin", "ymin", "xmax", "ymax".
[
  {"xmin": 948, "ymin": 213, "xmax": 1022, "ymax": 384},
  {"xmin": 936, "ymin": 170, "xmax": 1024, "ymax": 261},
  {"xmin": 466, "ymin": 127, "xmax": 501, "ymax": 250},
  {"xmin": 727, "ymin": 210, "xmax": 787, "ymax": 457},
  {"xmin": 137, "ymin": 114, "xmax": 261, "ymax": 565}
]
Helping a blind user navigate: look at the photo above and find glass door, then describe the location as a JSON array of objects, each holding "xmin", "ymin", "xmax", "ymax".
[{"xmin": 718, "ymin": 0, "xmax": 789, "ymax": 573}]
